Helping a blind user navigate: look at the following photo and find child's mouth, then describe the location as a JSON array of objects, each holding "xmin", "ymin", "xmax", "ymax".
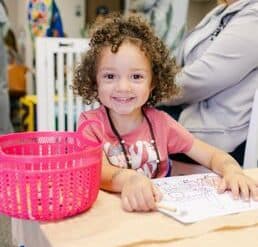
[{"xmin": 112, "ymin": 97, "xmax": 135, "ymax": 103}]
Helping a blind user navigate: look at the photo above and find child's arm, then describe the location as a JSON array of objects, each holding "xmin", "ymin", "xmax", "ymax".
[
  {"xmin": 185, "ymin": 138, "xmax": 258, "ymax": 200},
  {"xmin": 100, "ymin": 154, "xmax": 162, "ymax": 211}
]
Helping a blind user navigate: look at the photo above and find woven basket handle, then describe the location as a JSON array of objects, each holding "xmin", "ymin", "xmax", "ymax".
[{"xmin": 77, "ymin": 120, "xmax": 103, "ymax": 147}]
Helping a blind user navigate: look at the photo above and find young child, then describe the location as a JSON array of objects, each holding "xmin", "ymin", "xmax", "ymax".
[{"xmin": 73, "ymin": 13, "xmax": 258, "ymax": 212}]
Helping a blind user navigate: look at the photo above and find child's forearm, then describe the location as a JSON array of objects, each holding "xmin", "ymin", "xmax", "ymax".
[
  {"xmin": 186, "ymin": 139, "xmax": 244, "ymax": 177},
  {"xmin": 210, "ymin": 151, "xmax": 243, "ymax": 176},
  {"xmin": 101, "ymin": 155, "xmax": 138, "ymax": 192}
]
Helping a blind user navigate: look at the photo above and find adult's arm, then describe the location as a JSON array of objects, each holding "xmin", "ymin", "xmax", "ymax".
[{"xmin": 171, "ymin": 8, "xmax": 258, "ymax": 105}]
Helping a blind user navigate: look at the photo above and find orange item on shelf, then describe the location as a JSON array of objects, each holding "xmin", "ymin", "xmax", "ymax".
[{"xmin": 8, "ymin": 63, "xmax": 27, "ymax": 94}]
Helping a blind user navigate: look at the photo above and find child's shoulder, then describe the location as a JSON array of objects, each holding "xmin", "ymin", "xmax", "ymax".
[
  {"xmin": 145, "ymin": 107, "xmax": 177, "ymax": 122},
  {"xmin": 79, "ymin": 105, "xmax": 106, "ymax": 122},
  {"xmin": 145, "ymin": 107, "xmax": 190, "ymax": 134}
]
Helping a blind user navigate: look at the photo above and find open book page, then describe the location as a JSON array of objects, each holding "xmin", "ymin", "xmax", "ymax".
[{"xmin": 153, "ymin": 173, "xmax": 258, "ymax": 224}]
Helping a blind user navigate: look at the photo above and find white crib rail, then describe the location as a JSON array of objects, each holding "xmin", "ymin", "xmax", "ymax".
[{"xmin": 36, "ymin": 37, "xmax": 98, "ymax": 131}]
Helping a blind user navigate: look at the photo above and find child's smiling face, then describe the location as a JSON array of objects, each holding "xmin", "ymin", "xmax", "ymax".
[{"xmin": 96, "ymin": 41, "xmax": 153, "ymax": 119}]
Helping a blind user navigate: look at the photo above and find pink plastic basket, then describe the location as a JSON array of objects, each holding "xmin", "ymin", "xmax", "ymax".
[{"xmin": 0, "ymin": 120, "xmax": 103, "ymax": 221}]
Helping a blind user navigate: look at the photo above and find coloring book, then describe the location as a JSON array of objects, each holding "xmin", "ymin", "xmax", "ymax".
[{"xmin": 153, "ymin": 173, "xmax": 258, "ymax": 223}]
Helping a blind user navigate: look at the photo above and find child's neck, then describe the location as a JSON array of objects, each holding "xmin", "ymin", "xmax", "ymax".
[{"xmin": 106, "ymin": 108, "xmax": 144, "ymax": 135}]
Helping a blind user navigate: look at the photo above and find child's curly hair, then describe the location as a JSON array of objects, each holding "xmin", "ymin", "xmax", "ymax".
[{"xmin": 73, "ymin": 13, "xmax": 180, "ymax": 106}]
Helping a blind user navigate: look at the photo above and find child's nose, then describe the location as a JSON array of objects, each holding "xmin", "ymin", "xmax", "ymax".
[{"xmin": 117, "ymin": 78, "xmax": 132, "ymax": 91}]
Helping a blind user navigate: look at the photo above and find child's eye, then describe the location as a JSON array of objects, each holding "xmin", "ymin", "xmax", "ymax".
[
  {"xmin": 103, "ymin": 74, "xmax": 115, "ymax": 79},
  {"xmin": 131, "ymin": 74, "xmax": 144, "ymax": 80}
]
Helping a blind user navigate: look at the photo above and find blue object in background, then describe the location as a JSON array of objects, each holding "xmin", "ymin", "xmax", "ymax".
[{"xmin": 46, "ymin": 0, "xmax": 64, "ymax": 37}]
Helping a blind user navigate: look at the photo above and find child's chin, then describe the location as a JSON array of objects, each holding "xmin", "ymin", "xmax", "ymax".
[
  {"xmin": 116, "ymin": 110, "xmax": 133, "ymax": 115},
  {"xmin": 113, "ymin": 107, "xmax": 135, "ymax": 115}
]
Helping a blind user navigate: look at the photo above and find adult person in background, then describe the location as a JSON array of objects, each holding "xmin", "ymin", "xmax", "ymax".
[
  {"xmin": 162, "ymin": 0, "xmax": 258, "ymax": 165},
  {"xmin": 0, "ymin": 0, "xmax": 13, "ymax": 134}
]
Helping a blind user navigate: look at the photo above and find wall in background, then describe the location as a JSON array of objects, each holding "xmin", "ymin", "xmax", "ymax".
[
  {"xmin": 85, "ymin": 0, "xmax": 122, "ymax": 24},
  {"xmin": 5, "ymin": 0, "xmax": 18, "ymax": 33},
  {"xmin": 55, "ymin": 0, "xmax": 85, "ymax": 38}
]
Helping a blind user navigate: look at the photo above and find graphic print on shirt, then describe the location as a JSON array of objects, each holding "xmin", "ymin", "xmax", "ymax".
[{"xmin": 104, "ymin": 140, "xmax": 158, "ymax": 178}]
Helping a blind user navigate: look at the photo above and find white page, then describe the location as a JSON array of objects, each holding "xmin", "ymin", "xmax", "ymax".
[{"xmin": 153, "ymin": 173, "xmax": 258, "ymax": 224}]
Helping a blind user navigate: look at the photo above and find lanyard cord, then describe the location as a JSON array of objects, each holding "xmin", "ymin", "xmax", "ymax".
[
  {"xmin": 105, "ymin": 106, "xmax": 160, "ymax": 177},
  {"xmin": 141, "ymin": 108, "xmax": 161, "ymax": 177},
  {"xmin": 105, "ymin": 106, "xmax": 132, "ymax": 168}
]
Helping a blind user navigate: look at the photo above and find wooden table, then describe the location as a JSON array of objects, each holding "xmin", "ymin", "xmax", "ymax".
[{"xmin": 12, "ymin": 163, "xmax": 258, "ymax": 247}]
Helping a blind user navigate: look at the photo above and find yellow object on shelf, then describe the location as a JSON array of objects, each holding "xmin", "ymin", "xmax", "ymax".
[{"xmin": 19, "ymin": 95, "xmax": 37, "ymax": 131}]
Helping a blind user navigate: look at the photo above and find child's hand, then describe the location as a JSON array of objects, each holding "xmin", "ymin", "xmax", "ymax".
[
  {"xmin": 121, "ymin": 173, "xmax": 162, "ymax": 212},
  {"xmin": 217, "ymin": 171, "xmax": 258, "ymax": 201}
]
